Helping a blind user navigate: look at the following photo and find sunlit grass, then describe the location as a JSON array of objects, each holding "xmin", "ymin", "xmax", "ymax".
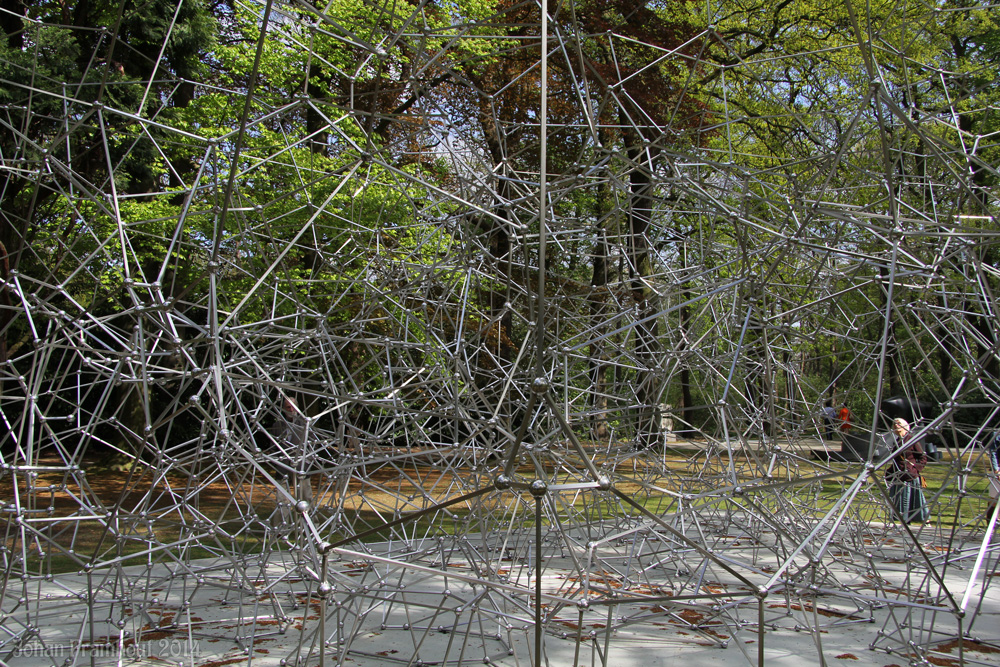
[{"xmin": 4, "ymin": 449, "xmax": 996, "ymax": 574}]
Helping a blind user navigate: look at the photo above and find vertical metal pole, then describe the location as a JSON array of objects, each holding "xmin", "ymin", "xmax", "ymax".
[
  {"xmin": 88, "ymin": 571, "xmax": 95, "ymax": 667},
  {"xmin": 758, "ymin": 595, "xmax": 765, "ymax": 667},
  {"xmin": 957, "ymin": 614, "xmax": 964, "ymax": 667},
  {"xmin": 535, "ymin": 0, "xmax": 549, "ymax": 375},
  {"xmin": 530, "ymin": 479, "xmax": 548, "ymax": 667},
  {"xmin": 320, "ymin": 551, "xmax": 328, "ymax": 667},
  {"xmin": 572, "ymin": 607, "xmax": 583, "ymax": 666},
  {"xmin": 535, "ymin": 1, "xmax": 549, "ymax": 658},
  {"xmin": 564, "ymin": 355, "xmax": 569, "ymax": 422},
  {"xmin": 535, "ymin": 494, "xmax": 543, "ymax": 667}
]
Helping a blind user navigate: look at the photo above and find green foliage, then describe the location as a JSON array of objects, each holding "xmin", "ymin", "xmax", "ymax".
[{"xmin": 2, "ymin": 0, "xmax": 997, "ymax": 448}]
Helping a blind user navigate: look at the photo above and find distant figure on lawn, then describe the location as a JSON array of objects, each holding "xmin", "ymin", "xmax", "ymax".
[
  {"xmin": 838, "ymin": 404, "xmax": 853, "ymax": 432},
  {"xmin": 822, "ymin": 401, "xmax": 839, "ymax": 440}
]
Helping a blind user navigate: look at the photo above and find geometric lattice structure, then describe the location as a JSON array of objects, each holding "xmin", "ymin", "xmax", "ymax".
[{"xmin": 1, "ymin": 0, "xmax": 997, "ymax": 665}]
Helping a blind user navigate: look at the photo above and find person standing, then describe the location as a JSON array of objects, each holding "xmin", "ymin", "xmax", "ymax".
[
  {"xmin": 838, "ymin": 403, "xmax": 853, "ymax": 432},
  {"xmin": 887, "ymin": 418, "xmax": 929, "ymax": 524},
  {"xmin": 986, "ymin": 432, "xmax": 1000, "ymax": 520},
  {"xmin": 822, "ymin": 402, "xmax": 839, "ymax": 440}
]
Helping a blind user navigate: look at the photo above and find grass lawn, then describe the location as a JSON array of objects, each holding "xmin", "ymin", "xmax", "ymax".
[{"xmin": 3, "ymin": 448, "xmax": 996, "ymax": 574}]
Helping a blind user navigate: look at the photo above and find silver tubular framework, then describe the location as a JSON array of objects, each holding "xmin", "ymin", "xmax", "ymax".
[{"xmin": 0, "ymin": 0, "xmax": 998, "ymax": 666}]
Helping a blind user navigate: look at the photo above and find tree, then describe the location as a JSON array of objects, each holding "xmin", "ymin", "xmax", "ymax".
[
  {"xmin": 0, "ymin": 0, "xmax": 216, "ymax": 455},
  {"xmin": 572, "ymin": 0, "xmax": 711, "ymax": 446}
]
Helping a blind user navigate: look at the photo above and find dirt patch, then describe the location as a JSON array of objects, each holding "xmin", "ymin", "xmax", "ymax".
[
  {"xmin": 926, "ymin": 657, "xmax": 960, "ymax": 667},
  {"xmin": 934, "ymin": 639, "xmax": 1000, "ymax": 655},
  {"xmin": 200, "ymin": 658, "xmax": 251, "ymax": 667}
]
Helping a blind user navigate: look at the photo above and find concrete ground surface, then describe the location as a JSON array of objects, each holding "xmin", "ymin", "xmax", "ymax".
[{"xmin": 7, "ymin": 519, "xmax": 998, "ymax": 667}]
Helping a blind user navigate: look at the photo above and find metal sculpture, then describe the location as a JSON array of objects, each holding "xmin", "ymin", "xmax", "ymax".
[{"xmin": 1, "ymin": 0, "xmax": 998, "ymax": 665}]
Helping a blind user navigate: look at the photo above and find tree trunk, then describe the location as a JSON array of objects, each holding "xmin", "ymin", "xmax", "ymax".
[
  {"xmin": 625, "ymin": 141, "xmax": 661, "ymax": 448},
  {"xmin": 676, "ymin": 234, "xmax": 693, "ymax": 437},
  {"xmin": 935, "ymin": 294, "xmax": 953, "ymax": 392},
  {"xmin": 306, "ymin": 64, "xmax": 329, "ymax": 155},
  {"xmin": 878, "ymin": 264, "xmax": 902, "ymax": 396},
  {"xmin": 0, "ymin": 239, "xmax": 10, "ymax": 366},
  {"xmin": 588, "ymin": 183, "xmax": 612, "ymax": 440},
  {"xmin": 483, "ymin": 129, "xmax": 515, "ymax": 366}
]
